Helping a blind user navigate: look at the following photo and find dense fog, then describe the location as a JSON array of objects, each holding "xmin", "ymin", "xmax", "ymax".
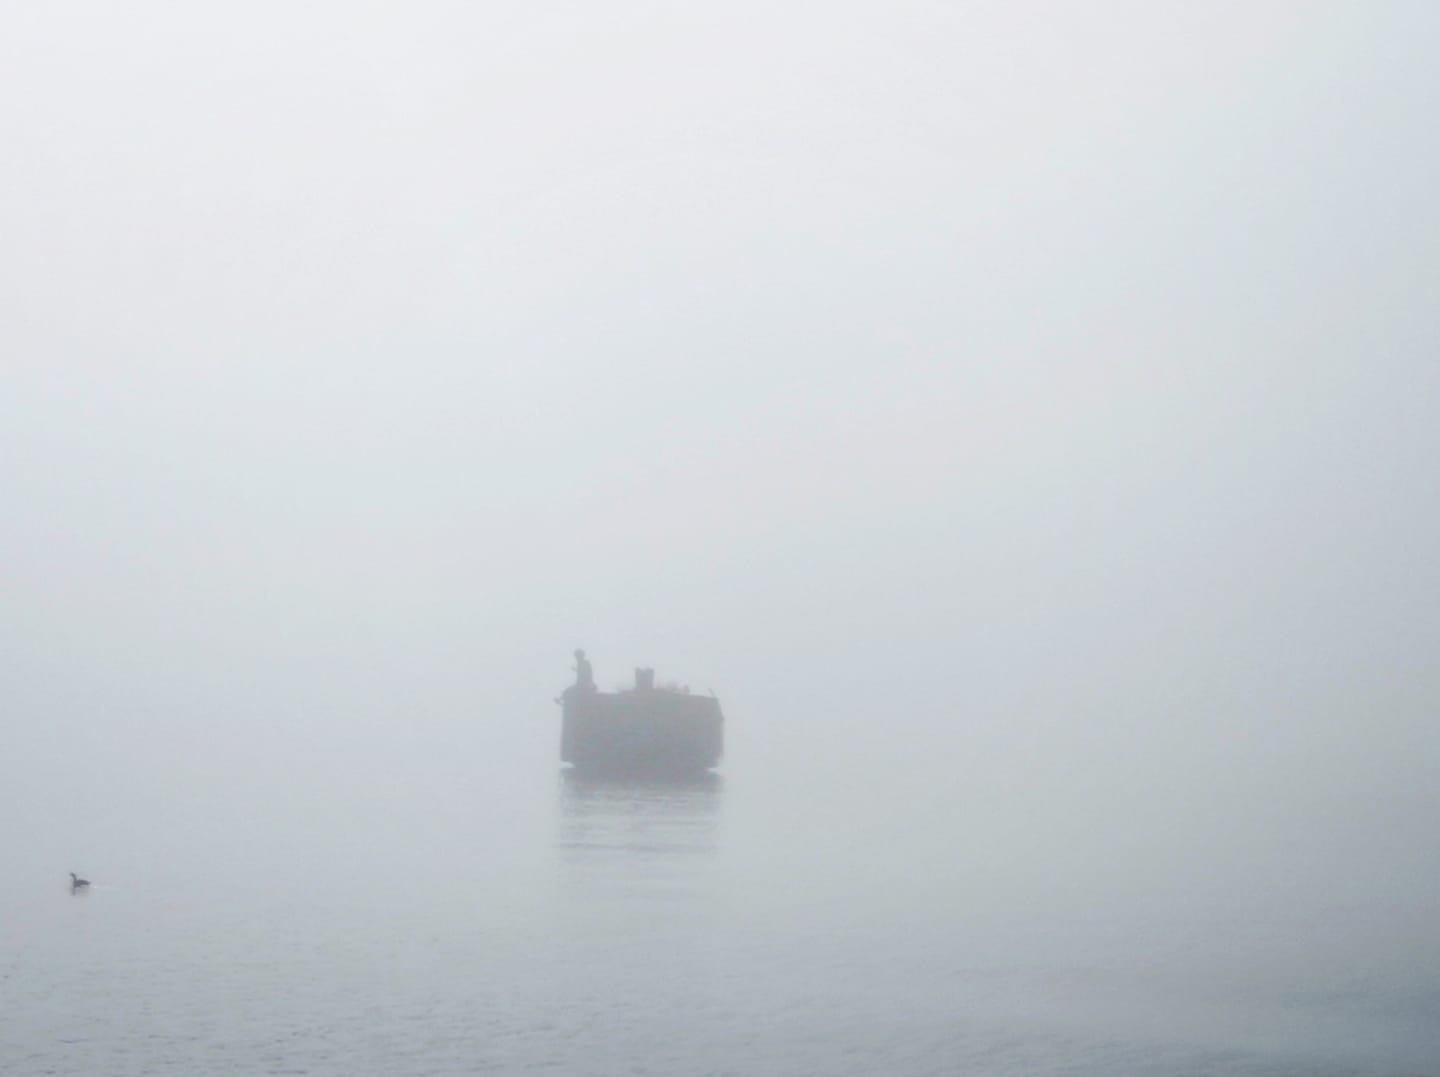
[{"xmin": 3, "ymin": 5, "xmax": 1437, "ymax": 1071}]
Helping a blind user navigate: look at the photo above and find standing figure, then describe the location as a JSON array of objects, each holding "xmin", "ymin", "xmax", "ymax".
[{"xmin": 573, "ymin": 649, "xmax": 595, "ymax": 692}]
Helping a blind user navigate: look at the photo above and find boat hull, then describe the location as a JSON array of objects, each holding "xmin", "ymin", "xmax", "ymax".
[{"xmin": 561, "ymin": 690, "xmax": 723, "ymax": 776}]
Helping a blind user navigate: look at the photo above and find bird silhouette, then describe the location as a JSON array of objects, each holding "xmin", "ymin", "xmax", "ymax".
[{"xmin": 69, "ymin": 872, "xmax": 90, "ymax": 891}]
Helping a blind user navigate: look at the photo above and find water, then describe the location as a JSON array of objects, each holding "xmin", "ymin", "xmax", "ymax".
[{"xmin": 3, "ymin": 731, "xmax": 1437, "ymax": 1076}]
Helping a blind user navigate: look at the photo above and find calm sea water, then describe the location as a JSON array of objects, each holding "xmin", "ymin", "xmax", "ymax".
[{"xmin": 3, "ymin": 725, "xmax": 1437, "ymax": 1076}]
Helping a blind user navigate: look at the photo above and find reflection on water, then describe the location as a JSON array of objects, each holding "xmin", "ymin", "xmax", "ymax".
[{"xmin": 556, "ymin": 769, "xmax": 723, "ymax": 859}]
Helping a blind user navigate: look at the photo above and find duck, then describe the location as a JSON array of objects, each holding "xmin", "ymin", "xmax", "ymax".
[{"xmin": 69, "ymin": 872, "xmax": 90, "ymax": 891}]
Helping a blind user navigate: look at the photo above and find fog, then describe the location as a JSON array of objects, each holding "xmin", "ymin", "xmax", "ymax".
[{"xmin": 3, "ymin": 3, "xmax": 1438, "ymax": 1073}]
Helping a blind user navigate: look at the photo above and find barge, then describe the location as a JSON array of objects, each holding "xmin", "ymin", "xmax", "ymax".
[{"xmin": 558, "ymin": 651, "xmax": 723, "ymax": 776}]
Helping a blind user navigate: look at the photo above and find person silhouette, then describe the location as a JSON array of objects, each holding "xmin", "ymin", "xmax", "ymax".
[{"xmin": 573, "ymin": 649, "xmax": 595, "ymax": 692}]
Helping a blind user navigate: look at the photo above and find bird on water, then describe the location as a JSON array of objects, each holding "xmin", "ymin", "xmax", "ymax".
[{"xmin": 69, "ymin": 872, "xmax": 90, "ymax": 891}]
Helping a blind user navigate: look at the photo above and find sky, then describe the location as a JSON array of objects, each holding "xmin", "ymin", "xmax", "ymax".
[{"xmin": 2, "ymin": 2, "xmax": 1438, "ymax": 917}]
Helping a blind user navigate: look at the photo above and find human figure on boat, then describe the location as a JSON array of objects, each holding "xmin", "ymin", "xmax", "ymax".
[{"xmin": 573, "ymin": 649, "xmax": 595, "ymax": 693}]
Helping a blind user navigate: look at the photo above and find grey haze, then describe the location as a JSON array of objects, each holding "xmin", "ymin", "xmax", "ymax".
[{"xmin": 2, "ymin": 3, "xmax": 1437, "ymax": 1074}]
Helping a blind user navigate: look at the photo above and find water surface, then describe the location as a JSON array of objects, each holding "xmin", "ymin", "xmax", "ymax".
[{"xmin": 3, "ymin": 726, "xmax": 1436, "ymax": 1076}]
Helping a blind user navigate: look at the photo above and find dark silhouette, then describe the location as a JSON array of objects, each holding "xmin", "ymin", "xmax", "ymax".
[
  {"xmin": 69, "ymin": 872, "xmax": 90, "ymax": 892},
  {"xmin": 573, "ymin": 648, "xmax": 595, "ymax": 692},
  {"xmin": 559, "ymin": 658, "xmax": 723, "ymax": 777}
]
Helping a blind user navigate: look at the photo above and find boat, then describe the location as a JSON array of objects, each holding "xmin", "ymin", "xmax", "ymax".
[{"xmin": 558, "ymin": 652, "xmax": 724, "ymax": 776}]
